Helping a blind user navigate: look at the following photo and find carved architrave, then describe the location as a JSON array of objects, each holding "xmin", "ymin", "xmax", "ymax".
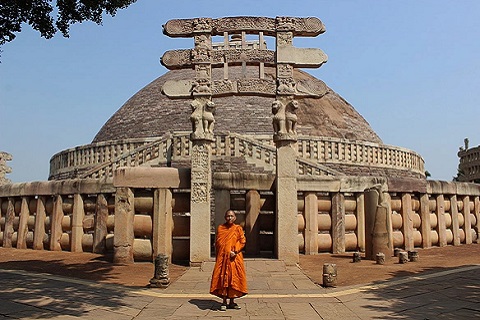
[
  {"xmin": 163, "ymin": 16, "xmax": 325, "ymax": 37},
  {"xmin": 237, "ymin": 79, "xmax": 276, "ymax": 96},
  {"xmin": 161, "ymin": 49, "xmax": 192, "ymax": 69},
  {"xmin": 277, "ymin": 78, "xmax": 296, "ymax": 95},
  {"xmin": 212, "ymin": 80, "xmax": 237, "ymax": 96},
  {"xmin": 195, "ymin": 64, "xmax": 211, "ymax": 80},
  {"xmin": 213, "ymin": 17, "xmax": 276, "ymax": 35},
  {"xmin": 295, "ymin": 79, "xmax": 328, "ymax": 97},
  {"xmin": 211, "ymin": 49, "xmax": 275, "ymax": 65},
  {"xmin": 276, "ymin": 17, "xmax": 296, "ymax": 31}
]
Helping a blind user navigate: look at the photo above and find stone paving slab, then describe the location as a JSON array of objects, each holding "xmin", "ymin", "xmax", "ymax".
[{"xmin": 1, "ymin": 262, "xmax": 480, "ymax": 319}]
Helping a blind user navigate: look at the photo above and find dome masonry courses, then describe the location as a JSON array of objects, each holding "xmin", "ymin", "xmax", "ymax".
[{"xmin": 93, "ymin": 66, "xmax": 381, "ymax": 143}]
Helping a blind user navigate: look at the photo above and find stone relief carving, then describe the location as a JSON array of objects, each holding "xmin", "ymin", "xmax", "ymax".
[
  {"xmin": 276, "ymin": 17, "xmax": 296, "ymax": 31},
  {"xmin": 285, "ymin": 100, "xmax": 299, "ymax": 134},
  {"xmin": 272, "ymin": 99, "xmax": 298, "ymax": 141},
  {"xmin": 237, "ymin": 79, "xmax": 276, "ymax": 95},
  {"xmin": 276, "ymin": 32, "xmax": 293, "ymax": 46},
  {"xmin": 272, "ymin": 100, "xmax": 286, "ymax": 135},
  {"xmin": 190, "ymin": 99, "xmax": 215, "ymax": 140},
  {"xmin": 213, "ymin": 17, "xmax": 276, "ymax": 35},
  {"xmin": 161, "ymin": 49, "xmax": 192, "ymax": 69},
  {"xmin": 192, "ymin": 78, "xmax": 211, "ymax": 94},
  {"xmin": 193, "ymin": 17, "xmax": 212, "ymax": 32},
  {"xmin": 277, "ymin": 64, "xmax": 293, "ymax": 78},
  {"xmin": 191, "ymin": 181, "xmax": 208, "ymax": 203},
  {"xmin": 277, "ymin": 78, "xmax": 296, "ymax": 95},
  {"xmin": 0, "ymin": 151, "xmax": 12, "ymax": 185}
]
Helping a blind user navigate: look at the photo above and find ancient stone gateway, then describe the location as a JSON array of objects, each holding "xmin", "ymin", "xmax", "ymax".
[{"xmin": 162, "ymin": 16, "xmax": 328, "ymax": 265}]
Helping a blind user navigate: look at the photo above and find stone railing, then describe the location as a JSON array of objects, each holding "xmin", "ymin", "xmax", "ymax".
[
  {"xmin": 50, "ymin": 132, "xmax": 425, "ymax": 179},
  {"xmin": 297, "ymin": 136, "xmax": 425, "ymax": 176},
  {"xmin": 458, "ymin": 145, "xmax": 480, "ymax": 182}
]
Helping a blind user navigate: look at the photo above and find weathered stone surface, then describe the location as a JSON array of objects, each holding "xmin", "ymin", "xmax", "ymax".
[{"xmin": 113, "ymin": 167, "xmax": 190, "ymax": 189}]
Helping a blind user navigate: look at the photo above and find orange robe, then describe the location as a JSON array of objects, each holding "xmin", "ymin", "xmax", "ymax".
[{"xmin": 210, "ymin": 223, "xmax": 248, "ymax": 298}]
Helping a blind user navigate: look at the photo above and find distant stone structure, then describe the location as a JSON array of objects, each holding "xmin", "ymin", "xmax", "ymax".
[
  {"xmin": 0, "ymin": 152, "xmax": 12, "ymax": 185},
  {"xmin": 458, "ymin": 138, "xmax": 480, "ymax": 182}
]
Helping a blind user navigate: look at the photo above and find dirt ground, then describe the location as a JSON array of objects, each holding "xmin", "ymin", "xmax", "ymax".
[{"xmin": 0, "ymin": 244, "xmax": 479, "ymax": 288}]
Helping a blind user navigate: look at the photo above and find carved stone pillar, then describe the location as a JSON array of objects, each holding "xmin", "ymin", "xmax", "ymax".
[
  {"xmin": 420, "ymin": 194, "xmax": 431, "ymax": 248},
  {"xmin": 332, "ymin": 193, "xmax": 346, "ymax": 254},
  {"xmin": 304, "ymin": 192, "xmax": 318, "ymax": 255},
  {"xmin": 153, "ymin": 188, "xmax": 173, "ymax": 260},
  {"xmin": 190, "ymin": 141, "xmax": 213, "ymax": 265},
  {"xmin": 93, "ymin": 193, "xmax": 109, "ymax": 253},
  {"xmin": 3, "ymin": 198, "xmax": 14, "ymax": 248},
  {"xmin": 50, "ymin": 195, "xmax": 64, "ymax": 251},
  {"xmin": 450, "ymin": 195, "xmax": 460, "ymax": 246},
  {"xmin": 463, "ymin": 196, "xmax": 472, "ymax": 244},
  {"xmin": 356, "ymin": 193, "xmax": 366, "ymax": 252}
]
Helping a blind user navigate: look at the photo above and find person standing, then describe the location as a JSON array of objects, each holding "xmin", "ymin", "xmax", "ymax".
[{"xmin": 210, "ymin": 209, "xmax": 247, "ymax": 311}]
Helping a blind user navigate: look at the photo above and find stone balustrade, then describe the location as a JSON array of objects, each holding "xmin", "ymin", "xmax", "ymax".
[
  {"xmin": 1, "ymin": 174, "xmax": 479, "ymax": 262},
  {"xmin": 49, "ymin": 132, "xmax": 425, "ymax": 180}
]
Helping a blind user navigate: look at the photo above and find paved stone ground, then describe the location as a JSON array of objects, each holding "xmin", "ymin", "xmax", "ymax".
[
  {"xmin": 1, "ymin": 244, "xmax": 480, "ymax": 319},
  {"xmin": 1, "ymin": 260, "xmax": 480, "ymax": 319}
]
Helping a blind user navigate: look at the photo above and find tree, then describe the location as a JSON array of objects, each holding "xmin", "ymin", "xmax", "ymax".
[{"xmin": 0, "ymin": 0, "xmax": 137, "ymax": 46}]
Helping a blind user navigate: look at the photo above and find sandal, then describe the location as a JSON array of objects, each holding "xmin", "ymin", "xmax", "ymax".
[
  {"xmin": 228, "ymin": 303, "xmax": 241, "ymax": 310},
  {"xmin": 219, "ymin": 304, "xmax": 227, "ymax": 311}
]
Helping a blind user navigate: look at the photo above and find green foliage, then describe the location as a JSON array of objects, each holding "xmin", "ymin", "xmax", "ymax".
[{"xmin": 0, "ymin": 0, "xmax": 137, "ymax": 45}]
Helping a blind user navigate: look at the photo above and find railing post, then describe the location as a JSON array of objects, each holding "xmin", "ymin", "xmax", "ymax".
[
  {"xmin": 450, "ymin": 195, "xmax": 461, "ymax": 246},
  {"xmin": 17, "ymin": 197, "xmax": 30, "ymax": 249},
  {"xmin": 331, "ymin": 193, "xmax": 345, "ymax": 254},
  {"xmin": 33, "ymin": 196, "xmax": 46, "ymax": 250},
  {"xmin": 420, "ymin": 194, "xmax": 431, "ymax": 248},
  {"xmin": 113, "ymin": 187, "xmax": 135, "ymax": 263},
  {"xmin": 436, "ymin": 194, "xmax": 447, "ymax": 247},
  {"xmin": 463, "ymin": 196, "xmax": 472, "ymax": 244},
  {"xmin": 304, "ymin": 192, "xmax": 318, "ymax": 255},
  {"xmin": 3, "ymin": 198, "xmax": 15, "ymax": 248},
  {"xmin": 153, "ymin": 188, "xmax": 173, "ymax": 260},
  {"xmin": 50, "ymin": 195, "xmax": 64, "ymax": 251},
  {"xmin": 356, "ymin": 193, "xmax": 365, "ymax": 252},
  {"xmin": 71, "ymin": 194, "xmax": 84, "ymax": 252},
  {"xmin": 245, "ymin": 190, "xmax": 261, "ymax": 256},
  {"xmin": 93, "ymin": 193, "xmax": 109, "ymax": 253},
  {"xmin": 401, "ymin": 193, "xmax": 414, "ymax": 251}
]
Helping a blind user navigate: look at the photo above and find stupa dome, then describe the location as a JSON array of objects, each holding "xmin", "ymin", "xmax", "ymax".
[{"xmin": 93, "ymin": 66, "xmax": 381, "ymax": 144}]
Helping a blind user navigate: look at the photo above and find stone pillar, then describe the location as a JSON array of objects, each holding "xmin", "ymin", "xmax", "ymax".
[
  {"xmin": 304, "ymin": 192, "xmax": 318, "ymax": 255},
  {"xmin": 436, "ymin": 194, "xmax": 447, "ymax": 247},
  {"xmin": 190, "ymin": 141, "xmax": 213, "ymax": 265},
  {"xmin": 364, "ymin": 186, "xmax": 393, "ymax": 261},
  {"xmin": 331, "ymin": 193, "xmax": 345, "ymax": 254},
  {"xmin": 475, "ymin": 196, "xmax": 480, "ymax": 244},
  {"xmin": 113, "ymin": 187, "xmax": 135, "ymax": 263},
  {"xmin": 214, "ymin": 189, "xmax": 230, "ymax": 233},
  {"xmin": 17, "ymin": 197, "xmax": 30, "ymax": 249},
  {"xmin": 275, "ymin": 140, "xmax": 299, "ymax": 265},
  {"xmin": 153, "ymin": 188, "xmax": 173, "ymax": 259},
  {"xmin": 3, "ymin": 198, "xmax": 14, "ymax": 248},
  {"xmin": 33, "ymin": 196, "xmax": 46, "ymax": 250},
  {"xmin": 93, "ymin": 193, "xmax": 109, "ymax": 253},
  {"xmin": 71, "ymin": 194, "xmax": 84, "ymax": 252},
  {"xmin": 401, "ymin": 193, "xmax": 414, "ymax": 251},
  {"xmin": 463, "ymin": 196, "xmax": 472, "ymax": 244},
  {"xmin": 245, "ymin": 190, "xmax": 261, "ymax": 256},
  {"xmin": 450, "ymin": 195, "xmax": 461, "ymax": 246},
  {"xmin": 420, "ymin": 194, "xmax": 431, "ymax": 248},
  {"xmin": 50, "ymin": 195, "xmax": 64, "ymax": 251},
  {"xmin": 356, "ymin": 193, "xmax": 365, "ymax": 252}
]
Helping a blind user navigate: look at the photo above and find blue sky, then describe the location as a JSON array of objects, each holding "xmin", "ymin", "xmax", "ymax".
[{"xmin": 1, "ymin": 0, "xmax": 479, "ymax": 182}]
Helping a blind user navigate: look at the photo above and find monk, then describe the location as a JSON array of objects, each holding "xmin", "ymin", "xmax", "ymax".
[{"xmin": 210, "ymin": 209, "xmax": 247, "ymax": 311}]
